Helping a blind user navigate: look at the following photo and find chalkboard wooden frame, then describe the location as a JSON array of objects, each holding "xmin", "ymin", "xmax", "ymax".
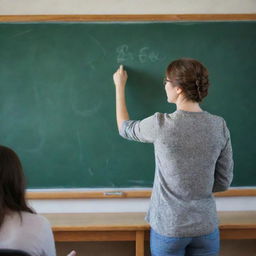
[
  {"xmin": 1, "ymin": 14, "xmax": 256, "ymax": 198},
  {"xmin": 0, "ymin": 14, "xmax": 256, "ymax": 22},
  {"xmin": 26, "ymin": 188, "xmax": 256, "ymax": 199}
]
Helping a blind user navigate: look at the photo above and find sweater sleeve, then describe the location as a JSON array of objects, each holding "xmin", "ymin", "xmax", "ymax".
[
  {"xmin": 212, "ymin": 119, "xmax": 234, "ymax": 193},
  {"xmin": 119, "ymin": 112, "xmax": 159, "ymax": 143}
]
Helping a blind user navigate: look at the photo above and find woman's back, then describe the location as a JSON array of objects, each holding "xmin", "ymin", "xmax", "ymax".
[
  {"xmin": 0, "ymin": 211, "xmax": 55, "ymax": 256},
  {"xmin": 156, "ymin": 110, "xmax": 231, "ymax": 199},
  {"xmin": 120, "ymin": 109, "xmax": 234, "ymax": 237}
]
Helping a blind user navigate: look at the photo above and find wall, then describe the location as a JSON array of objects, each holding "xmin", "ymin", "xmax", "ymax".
[
  {"xmin": 28, "ymin": 189, "xmax": 256, "ymax": 213},
  {"xmin": 0, "ymin": 0, "xmax": 255, "ymax": 14},
  {"xmin": 1, "ymin": 1, "xmax": 256, "ymax": 255}
]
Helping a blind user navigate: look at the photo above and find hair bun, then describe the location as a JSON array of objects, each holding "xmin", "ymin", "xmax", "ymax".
[{"xmin": 166, "ymin": 58, "xmax": 210, "ymax": 103}]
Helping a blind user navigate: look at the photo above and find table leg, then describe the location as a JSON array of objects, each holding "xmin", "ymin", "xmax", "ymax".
[{"xmin": 136, "ymin": 231, "xmax": 145, "ymax": 256}]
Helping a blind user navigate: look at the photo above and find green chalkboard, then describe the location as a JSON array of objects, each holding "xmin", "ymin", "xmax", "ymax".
[{"xmin": 0, "ymin": 21, "xmax": 255, "ymax": 188}]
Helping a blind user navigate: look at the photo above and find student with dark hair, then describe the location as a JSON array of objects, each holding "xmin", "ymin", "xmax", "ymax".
[
  {"xmin": 0, "ymin": 145, "xmax": 56, "ymax": 256},
  {"xmin": 113, "ymin": 58, "xmax": 234, "ymax": 256}
]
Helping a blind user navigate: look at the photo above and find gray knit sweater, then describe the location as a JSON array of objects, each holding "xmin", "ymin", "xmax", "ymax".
[{"xmin": 120, "ymin": 109, "xmax": 234, "ymax": 237}]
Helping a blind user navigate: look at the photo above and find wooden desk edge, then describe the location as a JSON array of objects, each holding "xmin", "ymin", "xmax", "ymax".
[
  {"xmin": 44, "ymin": 211, "xmax": 256, "ymax": 242},
  {"xmin": 52, "ymin": 226, "xmax": 149, "ymax": 231},
  {"xmin": 26, "ymin": 188, "xmax": 256, "ymax": 199},
  {"xmin": 44, "ymin": 211, "xmax": 256, "ymax": 231},
  {"xmin": 52, "ymin": 225, "xmax": 256, "ymax": 232},
  {"xmin": 0, "ymin": 14, "xmax": 256, "ymax": 22}
]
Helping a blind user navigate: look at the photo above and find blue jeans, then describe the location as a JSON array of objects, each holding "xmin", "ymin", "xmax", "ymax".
[{"xmin": 150, "ymin": 227, "xmax": 220, "ymax": 256}]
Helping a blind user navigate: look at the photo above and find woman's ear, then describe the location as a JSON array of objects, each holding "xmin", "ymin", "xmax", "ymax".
[{"xmin": 176, "ymin": 87, "xmax": 183, "ymax": 95}]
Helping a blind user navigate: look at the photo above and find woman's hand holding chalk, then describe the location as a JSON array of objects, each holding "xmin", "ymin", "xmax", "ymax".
[{"xmin": 113, "ymin": 65, "xmax": 128, "ymax": 89}]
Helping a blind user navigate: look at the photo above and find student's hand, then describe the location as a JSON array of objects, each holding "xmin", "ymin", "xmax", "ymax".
[
  {"xmin": 113, "ymin": 65, "xmax": 128, "ymax": 89},
  {"xmin": 67, "ymin": 250, "xmax": 76, "ymax": 256}
]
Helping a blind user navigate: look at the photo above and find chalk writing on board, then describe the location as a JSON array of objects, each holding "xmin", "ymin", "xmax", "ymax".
[
  {"xmin": 116, "ymin": 45, "xmax": 164, "ymax": 64},
  {"xmin": 139, "ymin": 47, "xmax": 162, "ymax": 63},
  {"xmin": 116, "ymin": 45, "xmax": 134, "ymax": 63}
]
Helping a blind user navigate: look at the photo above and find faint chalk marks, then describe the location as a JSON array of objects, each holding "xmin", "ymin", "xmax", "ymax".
[
  {"xmin": 71, "ymin": 34, "xmax": 104, "ymax": 117},
  {"xmin": 88, "ymin": 168, "xmax": 94, "ymax": 176},
  {"xmin": 88, "ymin": 34, "xmax": 106, "ymax": 58},
  {"xmin": 128, "ymin": 180, "xmax": 147, "ymax": 185},
  {"xmin": 15, "ymin": 84, "xmax": 46, "ymax": 153},
  {"xmin": 76, "ymin": 129, "xmax": 84, "ymax": 164},
  {"xmin": 87, "ymin": 63, "xmax": 96, "ymax": 70},
  {"xmin": 32, "ymin": 84, "xmax": 40, "ymax": 103},
  {"xmin": 77, "ymin": 129, "xmax": 93, "ymax": 177},
  {"xmin": 22, "ymin": 126, "xmax": 46, "ymax": 153},
  {"xmin": 83, "ymin": 34, "xmax": 106, "ymax": 69},
  {"xmin": 105, "ymin": 158, "xmax": 110, "ymax": 167},
  {"xmin": 70, "ymin": 85, "xmax": 102, "ymax": 117},
  {"xmin": 108, "ymin": 181, "xmax": 115, "ymax": 187},
  {"xmin": 9, "ymin": 30, "xmax": 33, "ymax": 39},
  {"xmin": 72, "ymin": 98, "xmax": 101, "ymax": 117}
]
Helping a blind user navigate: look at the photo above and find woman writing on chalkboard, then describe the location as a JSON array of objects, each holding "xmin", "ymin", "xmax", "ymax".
[{"xmin": 113, "ymin": 59, "xmax": 234, "ymax": 256}]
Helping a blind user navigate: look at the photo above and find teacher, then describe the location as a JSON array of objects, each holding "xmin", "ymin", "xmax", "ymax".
[{"xmin": 113, "ymin": 58, "xmax": 234, "ymax": 256}]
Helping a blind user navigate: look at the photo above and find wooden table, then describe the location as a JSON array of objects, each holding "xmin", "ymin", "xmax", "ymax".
[{"xmin": 43, "ymin": 211, "xmax": 256, "ymax": 256}]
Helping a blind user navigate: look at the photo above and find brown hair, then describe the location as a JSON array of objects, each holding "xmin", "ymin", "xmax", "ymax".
[
  {"xmin": 166, "ymin": 58, "xmax": 210, "ymax": 103},
  {"xmin": 0, "ymin": 145, "xmax": 35, "ymax": 227}
]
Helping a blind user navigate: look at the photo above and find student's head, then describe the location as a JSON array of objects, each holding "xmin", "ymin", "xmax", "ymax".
[
  {"xmin": 164, "ymin": 58, "xmax": 210, "ymax": 104},
  {"xmin": 0, "ymin": 145, "xmax": 34, "ymax": 227}
]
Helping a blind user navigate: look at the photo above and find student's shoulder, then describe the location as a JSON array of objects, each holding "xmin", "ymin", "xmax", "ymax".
[{"xmin": 21, "ymin": 211, "xmax": 51, "ymax": 230}]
